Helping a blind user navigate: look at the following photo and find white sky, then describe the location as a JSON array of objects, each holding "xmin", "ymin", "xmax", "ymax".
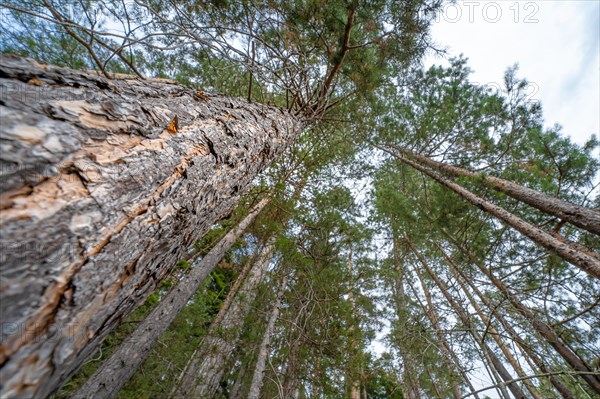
[{"xmin": 424, "ymin": 0, "xmax": 600, "ymax": 147}]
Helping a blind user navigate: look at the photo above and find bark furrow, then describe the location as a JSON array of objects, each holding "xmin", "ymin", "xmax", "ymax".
[
  {"xmin": 72, "ymin": 198, "xmax": 270, "ymax": 399},
  {"xmin": 0, "ymin": 56, "xmax": 302, "ymax": 398}
]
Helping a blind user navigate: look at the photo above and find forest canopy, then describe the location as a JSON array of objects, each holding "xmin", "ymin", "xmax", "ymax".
[{"xmin": 0, "ymin": 1, "xmax": 598, "ymax": 399}]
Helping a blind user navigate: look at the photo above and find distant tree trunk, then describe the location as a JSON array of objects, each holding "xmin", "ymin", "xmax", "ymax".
[
  {"xmin": 229, "ymin": 358, "xmax": 250, "ymax": 399},
  {"xmin": 389, "ymin": 226, "xmax": 422, "ymax": 399},
  {"xmin": 387, "ymin": 144, "xmax": 600, "ymax": 235},
  {"xmin": 281, "ymin": 333, "xmax": 303, "ymax": 399},
  {"xmin": 437, "ymin": 244, "xmax": 576, "ymax": 399},
  {"xmin": 0, "ymin": 56, "xmax": 303, "ymax": 398},
  {"xmin": 168, "ymin": 237, "xmax": 264, "ymax": 398},
  {"xmin": 174, "ymin": 169, "xmax": 308, "ymax": 398},
  {"xmin": 395, "ymin": 154, "xmax": 600, "ymax": 279},
  {"xmin": 247, "ymin": 273, "xmax": 289, "ymax": 399},
  {"xmin": 446, "ymin": 257, "xmax": 544, "ymax": 399},
  {"xmin": 407, "ymin": 263, "xmax": 472, "ymax": 399},
  {"xmin": 72, "ymin": 197, "xmax": 270, "ymax": 399},
  {"xmin": 484, "ymin": 357, "xmax": 512, "ymax": 399},
  {"xmin": 406, "ymin": 237, "xmax": 527, "ymax": 399},
  {"xmin": 173, "ymin": 239, "xmax": 275, "ymax": 398},
  {"xmin": 439, "ymin": 233, "xmax": 600, "ymax": 395},
  {"xmin": 425, "ymin": 367, "xmax": 445, "ymax": 399},
  {"xmin": 349, "ymin": 379, "xmax": 361, "ymax": 399},
  {"xmin": 345, "ymin": 250, "xmax": 362, "ymax": 399}
]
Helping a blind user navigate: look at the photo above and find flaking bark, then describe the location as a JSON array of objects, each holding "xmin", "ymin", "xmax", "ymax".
[
  {"xmin": 72, "ymin": 198, "xmax": 270, "ymax": 399},
  {"xmin": 0, "ymin": 55, "xmax": 302, "ymax": 398}
]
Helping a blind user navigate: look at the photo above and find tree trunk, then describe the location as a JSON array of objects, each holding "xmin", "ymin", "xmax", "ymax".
[
  {"xmin": 168, "ymin": 237, "xmax": 264, "ymax": 398},
  {"xmin": 173, "ymin": 239, "xmax": 275, "ymax": 398},
  {"xmin": 395, "ymin": 154, "xmax": 600, "ymax": 279},
  {"xmin": 229, "ymin": 357, "xmax": 250, "ymax": 399},
  {"xmin": 408, "ymin": 264, "xmax": 472, "ymax": 399},
  {"xmin": 0, "ymin": 55, "xmax": 302, "ymax": 398},
  {"xmin": 247, "ymin": 273, "xmax": 289, "ymax": 399},
  {"xmin": 345, "ymin": 250, "xmax": 363, "ymax": 399},
  {"xmin": 174, "ymin": 168, "xmax": 308, "ymax": 397},
  {"xmin": 484, "ymin": 354, "xmax": 513, "ymax": 399},
  {"xmin": 72, "ymin": 197, "xmax": 270, "ymax": 399},
  {"xmin": 439, "ymin": 233, "xmax": 600, "ymax": 395},
  {"xmin": 387, "ymin": 144, "xmax": 600, "ymax": 235},
  {"xmin": 390, "ymin": 227, "xmax": 423, "ymax": 399},
  {"xmin": 482, "ymin": 265, "xmax": 600, "ymax": 395},
  {"xmin": 437, "ymin": 243, "xmax": 576, "ymax": 399},
  {"xmin": 446, "ymin": 258, "xmax": 544, "ymax": 399},
  {"xmin": 281, "ymin": 333, "xmax": 303, "ymax": 399},
  {"xmin": 406, "ymin": 237, "xmax": 527, "ymax": 399}
]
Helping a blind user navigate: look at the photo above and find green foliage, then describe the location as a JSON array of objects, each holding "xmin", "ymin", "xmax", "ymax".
[
  {"xmin": 176, "ymin": 259, "xmax": 191, "ymax": 271},
  {"xmin": 21, "ymin": 2, "xmax": 598, "ymax": 397}
]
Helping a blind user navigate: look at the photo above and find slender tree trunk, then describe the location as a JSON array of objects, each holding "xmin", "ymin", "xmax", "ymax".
[
  {"xmin": 406, "ymin": 237, "xmax": 527, "ymax": 399},
  {"xmin": 439, "ymin": 232, "xmax": 600, "ymax": 394},
  {"xmin": 436, "ymin": 243, "xmax": 577, "ymax": 399},
  {"xmin": 390, "ymin": 227, "xmax": 423, "ymax": 399},
  {"xmin": 0, "ymin": 56, "xmax": 303, "ymax": 398},
  {"xmin": 173, "ymin": 170, "xmax": 308, "ymax": 398},
  {"xmin": 281, "ymin": 334, "xmax": 303, "ymax": 399},
  {"xmin": 425, "ymin": 367, "xmax": 444, "ymax": 399},
  {"xmin": 229, "ymin": 357, "xmax": 250, "ymax": 399},
  {"xmin": 483, "ymin": 265, "xmax": 600, "ymax": 395},
  {"xmin": 345, "ymin": 250, "xmax": 362, "ymax": 399},
  {"xmin": 395, "ymin": 154, "xmax": 600, "ymax": 278},
  {"xmin": 312, "ymin": 355, "xmax": 324, "ymax": 398},
  {"xmin": 247, "ymin": 273, "xmax": 289, "ymax": 399},
  {"xmin": 484, "ymin": 355, "xmax": 512, "ymax": 399},
  {"xmin": 446, "ymin": 258, "xmax": 544, "ymax": 399},
  {"xmin": 387, "ymin": 144, "xmax": 600, "ymax": 235},
  {"xmin": 72, "ymin": 197, "xmax": 270, "ymax": 399},
  {"xmin": 408, "ymin": 264, "xmax": 472, "ymax": 399},
  {"xmin": 173, "ymin": 238, "xmax": 275, "ymax": 398},
  {"xmin": 167, "ymin": 237, "xmax": 264, "ymax": 398},
  {"xmin": 407, "ymin": 257, "xmax": 506, "ymax": 399}
]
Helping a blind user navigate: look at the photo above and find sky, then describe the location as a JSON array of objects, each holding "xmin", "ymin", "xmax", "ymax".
[{"xmin": 424, "ymin": 0, "xmax": 600, "ymax": 147}]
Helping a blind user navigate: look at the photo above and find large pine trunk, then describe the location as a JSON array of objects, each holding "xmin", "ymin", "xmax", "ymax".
[
  {"xmin": 72, "ymin": 198, "xmax": 270, "ymax": 399},
  {"xmin": 0, "ymin": 56, "xmax": 302, "ymax": 398}
]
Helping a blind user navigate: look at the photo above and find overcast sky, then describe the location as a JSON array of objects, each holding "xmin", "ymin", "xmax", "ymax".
[{"xmin": 424, "ymin": 0, "xmax": 599, "ymax": 147}]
